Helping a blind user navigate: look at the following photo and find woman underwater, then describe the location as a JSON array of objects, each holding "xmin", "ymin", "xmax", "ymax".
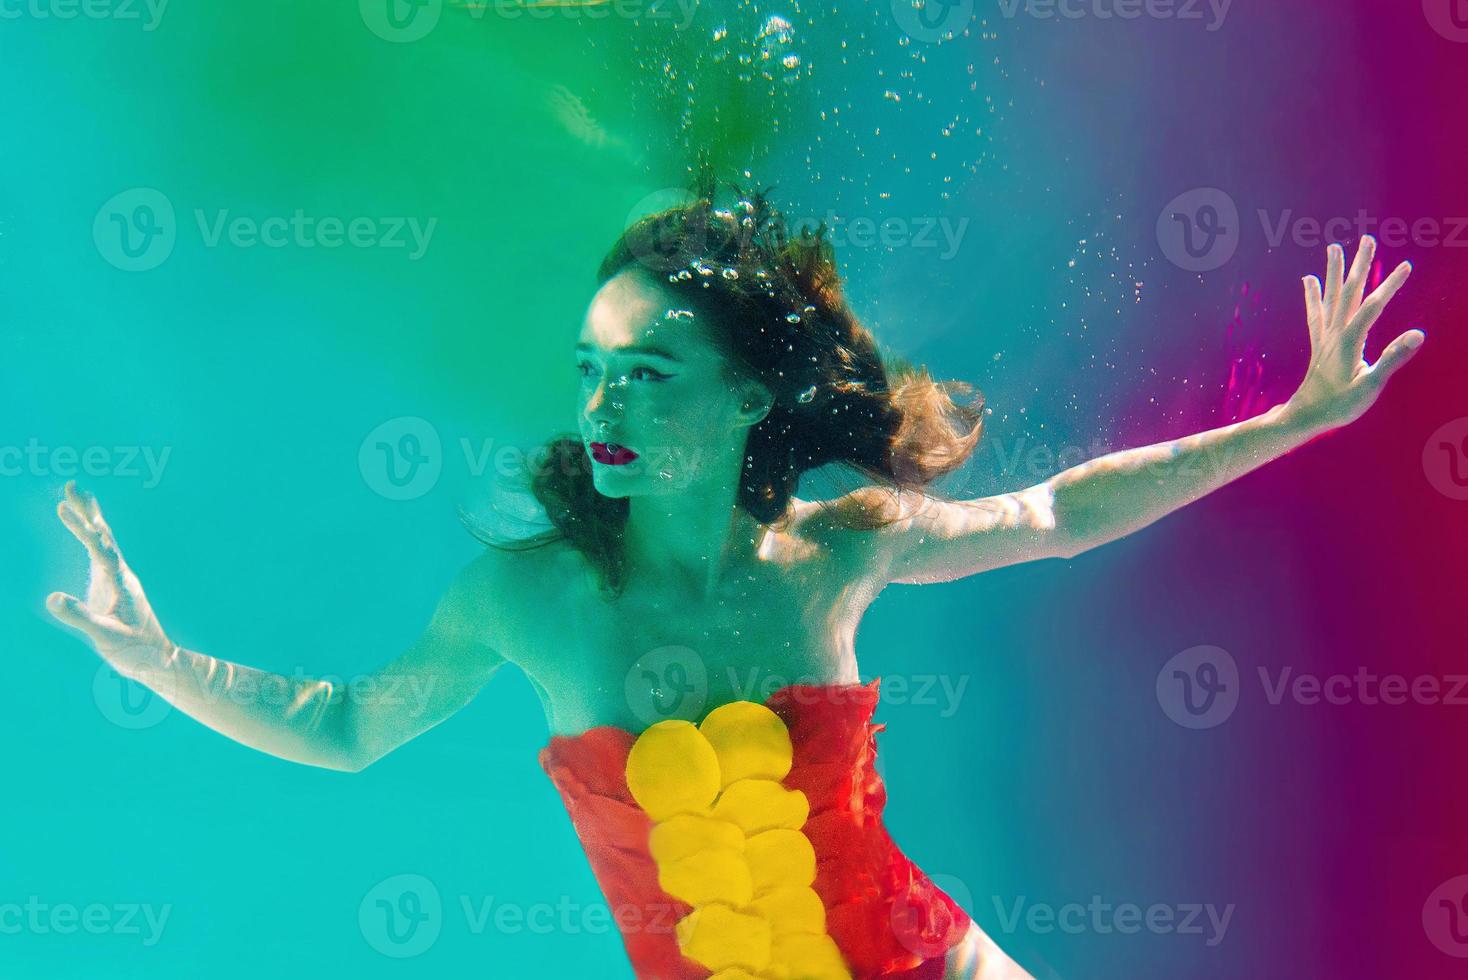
[{"xmin": 45, "ymin": 170, "xmax": 1423, "ymax": 979}]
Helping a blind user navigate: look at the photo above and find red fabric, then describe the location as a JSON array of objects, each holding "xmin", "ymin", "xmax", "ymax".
[{"xmin": 538, "ymin": 679, "xmax": 970, "ymax": 980}]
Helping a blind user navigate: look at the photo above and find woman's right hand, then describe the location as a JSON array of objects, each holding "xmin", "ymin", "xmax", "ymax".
[{"xmin": 47, "ymin": 479, "xmax": 173, "ymax": 677}]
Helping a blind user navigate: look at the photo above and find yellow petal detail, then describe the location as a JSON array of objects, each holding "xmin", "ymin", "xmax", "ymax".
[
  {"xmin": 675, "ymin": 903, "xmax": 773, "ymax": 972},
  {"xmin": 628, "ymin": 702, "xmax": 851, "ymax": 980},
  {"xmin": 712, "ymin": 778, "xmax": 810, "ymax": 834},
  {"xmin": 699, "ymin": 701, "xmax": 794, "ymax": 787},
  {"xmin": 649, "ymin": 813, "xmax": 746, "ymax": 864},
  {"xmin": 625, "ymin": 719, "xmax": 721, "ymax": 821},
  {"xmin": 658, "ymin": 849, "xmax": 755, "ymax": 907},
  {"xmin": 747, "ymin": 886, "xmax": 827, "ymax": 936},
  {"xmin": 744, "ymin": 829, "xmax": 817, "ymax": 894}
]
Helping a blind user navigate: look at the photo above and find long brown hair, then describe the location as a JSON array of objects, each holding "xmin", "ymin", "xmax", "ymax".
[{"xmin": 461, "ymin": 163, "xmax": 985, "ymax": 599}]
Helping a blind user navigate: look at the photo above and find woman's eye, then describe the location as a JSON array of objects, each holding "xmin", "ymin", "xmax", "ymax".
[{"xmin": 576, "ymin": 361, "xmax": 668, "ymax": 383}]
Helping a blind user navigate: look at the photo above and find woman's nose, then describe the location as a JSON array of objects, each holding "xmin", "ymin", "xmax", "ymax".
[{"xmin": 584, "ymin": 374, "xmax": 626, "ymax": 429}]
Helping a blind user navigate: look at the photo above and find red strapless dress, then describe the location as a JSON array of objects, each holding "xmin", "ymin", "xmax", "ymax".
[{"xmin": 538, "ymin": 679, "xmax": 971, "ymax": 980}]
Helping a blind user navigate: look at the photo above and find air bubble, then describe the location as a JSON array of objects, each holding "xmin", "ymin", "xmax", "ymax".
[
  {"xmin": 797, "ymin": 385, "xmax": 817, "ymax": 403},
  {"xmin": 786, "ymin": 313, "xmax": 802, "ymax": 323}
]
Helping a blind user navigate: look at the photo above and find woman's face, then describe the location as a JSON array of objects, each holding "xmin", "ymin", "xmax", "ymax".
[{"xmin": 575, "ymin": 267, "xmax": 765, "ymax": 497}]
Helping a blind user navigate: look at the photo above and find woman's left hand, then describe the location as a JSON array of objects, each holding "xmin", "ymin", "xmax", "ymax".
[{"xmin": 1283, "ymin": 235, "xmax": 1424, "ymax": 433}]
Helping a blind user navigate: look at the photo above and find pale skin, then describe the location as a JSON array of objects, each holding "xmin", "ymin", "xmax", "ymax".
[{"xmin": 46, "ymin": 237, "xmax": 1420, "ymax": 979}]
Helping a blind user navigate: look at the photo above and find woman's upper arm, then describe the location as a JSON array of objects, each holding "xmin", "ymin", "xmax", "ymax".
[
  {"xmin": 826, "ymin": 483, "xmax": 1073, "ymax": 587},
  {"xmin": 342, "ymin": 550, "xmax": 511, "ymax": 771}
]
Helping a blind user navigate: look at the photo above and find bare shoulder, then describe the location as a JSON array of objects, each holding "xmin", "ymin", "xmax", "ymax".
[
  {"xmin": 785, "ymin": 487, "xmax": 923, "ymax": 540},
  {"xmin": 784, "ymin": 489, "xmax": 924, "ymax": 588},
  {"xmin": 440, "ymin": 538, "xmax": 582, "ymax": 651}
]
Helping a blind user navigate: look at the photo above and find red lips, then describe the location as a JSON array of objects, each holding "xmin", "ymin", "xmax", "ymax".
[{"xmin": 590, "ymin": 442, "xmax": 639, "ymax": 465}]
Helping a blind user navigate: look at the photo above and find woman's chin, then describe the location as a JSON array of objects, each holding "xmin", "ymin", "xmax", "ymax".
[
  {"xmin": 590, "ymin": 465, "xmax": 644, "ymax": 496},
  {"xmin": 591, "ymin": 466, "xmax": 690, "ymax": 496}
]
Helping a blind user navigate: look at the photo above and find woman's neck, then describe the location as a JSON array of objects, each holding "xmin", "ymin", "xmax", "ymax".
[{"xmin": 622, "ymin": 486, "xmax": 770, "ymax": 602}]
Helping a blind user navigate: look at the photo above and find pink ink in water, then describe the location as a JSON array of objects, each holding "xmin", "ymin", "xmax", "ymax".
[{"xmin": 1220, "ymin": 281, "xmax": 1271, "ymax": 423}]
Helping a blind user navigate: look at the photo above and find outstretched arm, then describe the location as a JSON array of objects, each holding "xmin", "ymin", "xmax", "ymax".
[
  {"xmin": 859, "ymin": 236, "xmax": 1425, "ymax": 585},
  {"xmin": 47, "ymin": 481, "xmax": 508, "ymax": 772}
]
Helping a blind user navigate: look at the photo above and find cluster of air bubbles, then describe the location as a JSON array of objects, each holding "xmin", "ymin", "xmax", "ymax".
[
  {"xmin": 714, "ymin": 15, "xmax": 803, "ymax": 86},
  {"xmin": 722, "ymin": 268, "xmax": 739, "ymax": 280},
  {"xmin": 756, "ymin": 16, "xmax": 801, "ymax": 84},
  {"xmin": 664, "ymin": 308, "xmax": 695, "ymax": 321},
  {"xmin": 693, "ymin": 261, "xmax": 714, "ymax": 276}
]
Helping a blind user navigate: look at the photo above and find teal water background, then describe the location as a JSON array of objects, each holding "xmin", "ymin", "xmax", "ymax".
[{"xmin": 4, "ymin": 2, "xmax": 1465, "ymax": 978}]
